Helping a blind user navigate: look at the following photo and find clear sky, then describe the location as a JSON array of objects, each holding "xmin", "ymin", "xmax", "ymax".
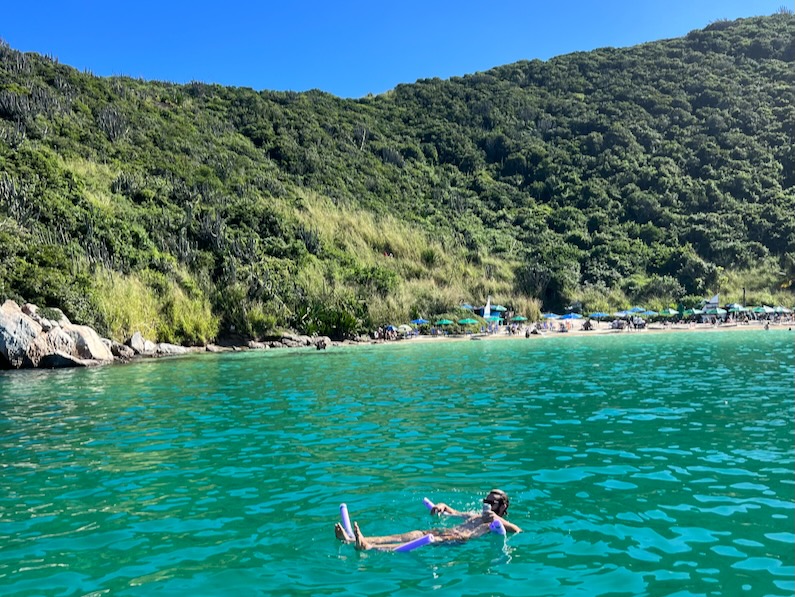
[{"xmin": 1, "ymin": 1, "xmax": 787, "ymax": 98}]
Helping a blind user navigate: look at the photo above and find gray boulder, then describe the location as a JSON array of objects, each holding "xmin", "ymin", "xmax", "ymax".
[
  {"xmin": 127, "ymin": 331, "xmax": 146, "ymax": 355},
  {"xmin": 38, "ymin": 351, "xmax": 98, "ymax": 368},
  {"xmin": 110, "ymin": 341, "xmax": 135, "ymax": 359},
  {"xmin": 156, "ymin": 343, "xmax": 188, "ymax": 356},
  {"xmin": 63, "ymin": 323, "xmax": 114, "ymax": 363},
  {"xmin": 0, "ymin": 300, "xmax": 42, "ymax": 368}
]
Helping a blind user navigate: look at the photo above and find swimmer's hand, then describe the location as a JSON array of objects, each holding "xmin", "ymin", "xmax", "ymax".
[{"xmin": 430, "ymin": 502, "xmax": 453, "ymax": 515}]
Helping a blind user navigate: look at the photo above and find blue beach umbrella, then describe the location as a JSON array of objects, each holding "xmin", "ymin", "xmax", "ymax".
[
  {"xmin": 410, "ymin": 318, "xmax": 429, "ymax": 325},
  {"xmin": 628, "ymin": 306, "xmax": 646, "ymax": 313},
  {"xmin": 542, "ymin": 313, "xmax": 560, "ymax": 319},
  {"xmin": 588, "ymin": 312, "xmax": 610, "ymax": 319},
  {"xmin": 560, "ymin": 313, "xmax": 583, "ymax": 320}
]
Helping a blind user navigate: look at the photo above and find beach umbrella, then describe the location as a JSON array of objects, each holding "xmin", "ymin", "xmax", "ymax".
[
  {"xmin": 658, "ymin": 308, "xmax": 679, "ymax": 317},
  {"xmin": 435, "ymin": 319, "xmax": 454, "ymax": 325},
  {"xmin": 641, "ymin": 310, "xmax": 658, "ymax": 317},
  {"xmin": 485, "ymin": 315, "xmax": 502, "ymax": 322},
  {"xmin": 458, "ymin": 318, "xmax": 478, "ymax": 325},
  {"xmin": 410, "ymin": 318, "xmax": 429, "ymax": 325},
  {"xmin": 588, "ymin": 312, "xmax": 610, "ymax": 319},
  {"xmin": 628, "ymin": 306, "xmax": 646, "ymax": 313},
  {"xmin": 682, "ymin": 308, "xmax": 703, "ymax": 317},
  {"xmin": 492, "ymin": 305, "xmax": 507, "ymax": 312},
  {"xmin": 752, "ymin": 306, "xmax": 774, "ymax": 314},
  {"xmin": 385, "ymin": 325, "xmax": 398, "ymax": 332},
  {"xmin": 704, "ymin": 307, "xmax": 727, "ymax": 315},
  {"xmin": 560, "ymin": 313, "xmax": 583, "ymax": 320},
  {"xmin": 510, "ymin": 315, "xmax": 528, "ymax": 322},
  {"xmin": 728, "ymin": 306, "xmax": 747, "ymax": 313},
  {"xmin": 773, "ymin": 306, "xmax": 792, "ymax": 314},
  {"xmin": 613, "ymin": 311, "xmax": 629, "ymax": 318},
  {"xmin": 397, "ymin": 324, "xmax": 413, "ymax": 334},
  {"xmin": 542, "ymin": 313, "xmax": 560, "ymax": 319}
]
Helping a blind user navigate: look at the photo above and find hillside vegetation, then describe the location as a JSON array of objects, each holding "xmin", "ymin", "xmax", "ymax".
[{"xmin": 0, "ymin": 14, "xmax": 793, "ymax": 342}]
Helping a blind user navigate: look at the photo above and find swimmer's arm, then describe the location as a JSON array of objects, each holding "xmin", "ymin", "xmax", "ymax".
[
  {"xmin": 430, "ymin": 502, "xmax": 472, "ymax": 518},
  {"xmin": 498, "ymin": 516, "xmax": 522, "ymax": 533}
]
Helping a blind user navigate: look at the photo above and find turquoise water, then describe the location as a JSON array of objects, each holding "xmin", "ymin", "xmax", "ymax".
[{"xmin": 1, "ymin": 330, "xmax": 793, "ymax": 596}]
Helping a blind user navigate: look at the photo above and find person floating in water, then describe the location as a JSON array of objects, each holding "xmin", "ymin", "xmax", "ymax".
[{"xmin": 335, "ymin": 489, "xmax": 522, "ymax": 551}]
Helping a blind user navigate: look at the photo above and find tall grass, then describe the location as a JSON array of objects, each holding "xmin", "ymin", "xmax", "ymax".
[{"xmin": 93, "ymin": 267, "xmax": 218, "ymax": 344}]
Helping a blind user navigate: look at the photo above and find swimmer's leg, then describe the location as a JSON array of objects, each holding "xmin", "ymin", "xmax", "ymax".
[
  {"xmin": 352, "ymin": 522, "xmax": 411, "ymax": 551},
  {"xmin": 353, "ymin": 521, "xmax": 375, "ymax": 550}
]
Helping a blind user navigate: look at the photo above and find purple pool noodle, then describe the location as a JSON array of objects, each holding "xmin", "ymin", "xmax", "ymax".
[
  {"xmin": 394, "ymin": 533, "xmax": 434, "ymax": 552},
  {"xmin": 339, "ymin": 503, "xmax": 354, "ymax": 540},
  {"xmin": 423, "ymin": 497, "xmax": 435, "ymax": 510},
  {"xmin": 489, "ymin": 519, "xmax": 506, "ymax": 536}
]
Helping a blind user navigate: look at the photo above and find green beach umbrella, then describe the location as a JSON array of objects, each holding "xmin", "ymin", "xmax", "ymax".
[
  {"xmin": 435, "ymin": 319, "xmax": 454, "ymax": 325},
  {"xmin": 510, "ymin": 315, "xmax": 528, "ymax": 322},
  {"xmin": 458, "ymin": 318, "xmax": 478, "ymax": 325},
  {"xmin": 658, "ymin": 308, "xmax": 679, "ymax": 317}
]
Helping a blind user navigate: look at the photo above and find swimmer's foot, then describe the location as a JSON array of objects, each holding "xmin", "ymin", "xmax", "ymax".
[
  {"xmin": 334, "ymin": 523, "xmax": 352, "ymax": 542},
  {"xmin": 353, "ymin": 521, "xmax": 374, "ymax": 551}
]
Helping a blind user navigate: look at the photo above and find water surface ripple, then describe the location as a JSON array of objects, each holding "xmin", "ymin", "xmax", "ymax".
[{"xmin": 1, "ymin": 330, "xmax": 793, "ymax": 595}]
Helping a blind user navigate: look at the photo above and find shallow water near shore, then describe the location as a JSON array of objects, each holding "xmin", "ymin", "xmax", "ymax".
[{"xmin": 1, "ymin": 330, "xmax": 793, "ymax": 596}]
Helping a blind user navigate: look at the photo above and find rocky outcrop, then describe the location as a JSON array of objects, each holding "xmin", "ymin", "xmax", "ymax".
[
  {"xmin": 0, "ymin": 300, "xmax": 113, "ymax": 369},
  {"xmin": 1, "ymin": 300, "xmax": 336, "ymax": 370}
]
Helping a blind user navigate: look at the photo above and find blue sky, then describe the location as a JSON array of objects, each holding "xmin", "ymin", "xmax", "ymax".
[{"xmin": 2, "ymin": 1, "xmax": 786, "ymax": 98}]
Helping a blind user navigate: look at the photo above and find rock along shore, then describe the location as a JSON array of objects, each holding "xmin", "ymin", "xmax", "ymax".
[{"xmin": 0, "ymin": 300, "xmax": 336, "ymax": 370}]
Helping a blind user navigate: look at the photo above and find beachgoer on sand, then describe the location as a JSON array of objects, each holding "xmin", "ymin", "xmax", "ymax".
[{"xmin": 335, "ymin": 489, "xmax": 522, "ymax": 551}]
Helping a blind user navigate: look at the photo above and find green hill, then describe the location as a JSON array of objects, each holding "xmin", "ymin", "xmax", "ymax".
[{"xmin": 0, "ymin": 13, "xmax": 793, "ymax": 342}]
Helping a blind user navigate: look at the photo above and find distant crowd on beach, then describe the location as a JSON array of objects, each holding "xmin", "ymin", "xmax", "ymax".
[{"xmin": 368, "ymin": 310, "xmax": 792, "ymax": 343}]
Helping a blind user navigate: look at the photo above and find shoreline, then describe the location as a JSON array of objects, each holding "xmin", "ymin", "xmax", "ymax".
[{"xmin": 354, "ymin": 319, "xmax": 792, "ymax": 349}]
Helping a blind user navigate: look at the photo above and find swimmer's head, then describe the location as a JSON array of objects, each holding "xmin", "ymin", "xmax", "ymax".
[{"xmin": 483, "ymin": 489, "xmax": 510, "ymax": 516}]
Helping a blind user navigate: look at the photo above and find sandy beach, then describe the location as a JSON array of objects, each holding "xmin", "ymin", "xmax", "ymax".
[{"xmin": 375, "ymin": 318, "xmax": 792, "ymax": 348}]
